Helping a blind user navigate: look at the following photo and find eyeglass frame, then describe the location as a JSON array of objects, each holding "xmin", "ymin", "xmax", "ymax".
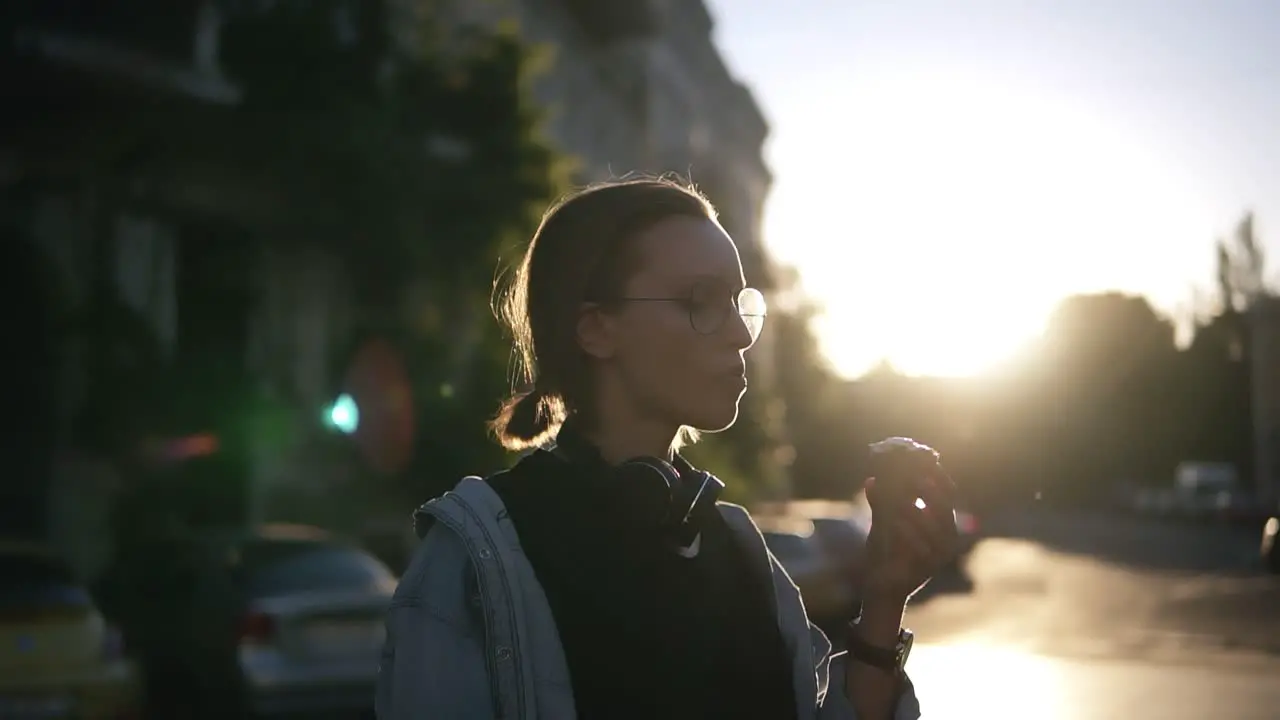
[{"xmin": 585, "ymin": 286, "xmax": 768, "ymax": 340}]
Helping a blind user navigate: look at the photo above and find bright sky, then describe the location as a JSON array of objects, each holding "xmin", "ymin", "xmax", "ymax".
[{"xmin": 705, "ymin": 0, "xmax": 1280, "ymax": 378}]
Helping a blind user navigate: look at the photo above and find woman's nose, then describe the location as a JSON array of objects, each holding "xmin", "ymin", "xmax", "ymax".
[{"xmin": 725, "ymin": 310, "xmax": 756, "ymax": 349}]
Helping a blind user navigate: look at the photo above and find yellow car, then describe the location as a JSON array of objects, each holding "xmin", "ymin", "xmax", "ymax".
[{"xmin": 0, "ymin": 541, "xmax": 141, "ymax": 719}]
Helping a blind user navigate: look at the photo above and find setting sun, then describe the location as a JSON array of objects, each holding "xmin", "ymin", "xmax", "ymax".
[{"xmin": 758, "ymin": 67, "xmax": 1219, "ymax": 378}]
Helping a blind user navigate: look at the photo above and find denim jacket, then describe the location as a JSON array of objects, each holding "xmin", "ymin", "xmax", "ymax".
[{"xmin": 376, "ymin": 477, "xmax": 922, "ymax": 719}]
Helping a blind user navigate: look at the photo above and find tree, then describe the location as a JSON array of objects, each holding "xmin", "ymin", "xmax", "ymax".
[
  {"xmin": 761, "ymin": 267, "xmax": 845, "ymax": 499},
  {"xmin": 1031, "ymin": 293, "xmax": 1181, "ymax": 493},
  {"xmin": 735, "ymin": 213, "xmax": 1273, "ymax": 509},
  {"xmin": 56, "ymin": 7, "xmax": 573, "ymax": 511},
  {"xmin": 1216, "ymin": 212, "xmax": 1268, "ymax": 313},
  {"xmin": 1206, "ymin": 211, "xmax": 1270, "ymax": 365},
  {"xmin": 1183, "ymin": 211, "xmax": 1271, "ymax": 489}
]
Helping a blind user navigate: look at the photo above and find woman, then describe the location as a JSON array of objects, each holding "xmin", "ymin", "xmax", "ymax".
[{"xmin": 376, "ymin": 178, "xmax": 958, "ymax": 719}]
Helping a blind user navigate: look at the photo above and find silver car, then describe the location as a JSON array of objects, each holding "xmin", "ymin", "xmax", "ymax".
[{"xmin": 223, "ymin": 525, "xmax": 396, "ymax": 718}]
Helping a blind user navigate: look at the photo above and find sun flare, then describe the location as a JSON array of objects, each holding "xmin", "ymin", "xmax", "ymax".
[{"xmin": 764, "ymin": 67, "xmax": 1215, "ymax": 378}]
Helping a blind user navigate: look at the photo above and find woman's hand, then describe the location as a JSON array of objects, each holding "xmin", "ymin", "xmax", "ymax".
[
  {"xmin": 844, "ymin": 470, "xmax": 958, "ymax": 717},
  {"xmin": 860, "ymin": 468, "xmax": 960, "ymax": 603}
]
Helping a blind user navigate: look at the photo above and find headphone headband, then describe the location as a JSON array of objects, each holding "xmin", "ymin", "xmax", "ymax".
[{"xmin": 546, "ymin": 427, "xmax": 722, "ymax": 556}]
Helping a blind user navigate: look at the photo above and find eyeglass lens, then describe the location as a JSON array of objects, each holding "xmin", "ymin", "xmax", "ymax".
[{"xmin": 688, "ymin": 280, "xmax": 767, "ymax": 341}]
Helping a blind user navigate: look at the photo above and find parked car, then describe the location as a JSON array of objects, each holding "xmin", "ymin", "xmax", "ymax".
[
  {"xmin": 1132, "ymin": 487, "xmax": 1177, "ymax": 516},
  {"xmin": 228, "ymin": 525, "xmax": 396, "ymax": 718},
  {"xmin": 1216, "ymin": 495, "xmax": 1265, "ymax": 526},
  {"xmin": 756, "ymin": 517, "xmax": 856, "ymax": 628},
  {"xmin": 808, "ymin": 516, "xmax": 871, "ymax": 583},
  {"xmin": 756, "ymin": 500, "xmax": 871, "ymax": 593},
  {"xmin": 1, "ymin": 540, "xmax": 141, "ymax": 719},
  {"xmin": 953, "ymin": 508, "xmax": 982, "ymax": 556},
  {"xmin": 100, "ymin": 524, "xmax": 395, "ymax": 719}
]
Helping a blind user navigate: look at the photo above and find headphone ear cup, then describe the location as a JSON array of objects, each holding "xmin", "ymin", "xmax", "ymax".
[
  {"xmin": 615, "ymin": 457, "xmax": 681, "ymax": 524},
  {"xmin": 617, "ymin": 457, "xmax": 681, "ymax": 494}
]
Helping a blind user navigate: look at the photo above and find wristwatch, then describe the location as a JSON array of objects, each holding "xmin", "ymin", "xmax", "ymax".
[{"xmin": 845, "ymin": 621, "xmax": 913, "ymax": 677}]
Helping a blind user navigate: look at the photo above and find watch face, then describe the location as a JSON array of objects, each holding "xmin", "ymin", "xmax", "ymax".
[{"xmin": 897, "ymin": 629, "xmax": 915, "ymax": 671}]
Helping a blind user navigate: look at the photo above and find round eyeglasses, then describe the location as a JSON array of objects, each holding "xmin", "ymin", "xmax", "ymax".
[{"xmin": 599, "ymin": 281, "xmax": 768, "ymax": 344}]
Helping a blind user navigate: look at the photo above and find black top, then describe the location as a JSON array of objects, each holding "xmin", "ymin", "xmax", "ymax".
[{"xmin": 487, "ymin": 433, "xmax": 798, "ymax": 720}]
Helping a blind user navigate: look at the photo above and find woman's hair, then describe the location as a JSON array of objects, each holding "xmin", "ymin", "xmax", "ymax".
[{"xmin": 489, "ymin": 176, "xmax": 718, "ymax": 451}]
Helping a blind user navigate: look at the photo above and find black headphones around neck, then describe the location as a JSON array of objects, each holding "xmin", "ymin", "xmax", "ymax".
[{"xmin": 549, "ymin": 424, "xmax": 725, "ymax": 555}]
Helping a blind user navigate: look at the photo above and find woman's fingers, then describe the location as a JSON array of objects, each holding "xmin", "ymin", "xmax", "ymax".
[
  {"xmin": 901, "ymin": 503, "xmax": 958, "ymax": 566},
  {"xmin": 920, "ymin": 470, "xmax": 957, "ymax": 514},
  {"xmin": 868, "ymin": 468, "xmax": 963, "ymax": 580},
  {"xmin": 893, "ymin": 522, "xmax": 935, "ymax": 562}
]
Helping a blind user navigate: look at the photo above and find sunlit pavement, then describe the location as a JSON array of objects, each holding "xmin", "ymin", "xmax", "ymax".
[
  {"xmin": 908, "ymin": 643, "xmax": 1280, "ymax": 719},
  {"xmin": 900, "ymin": 512, "xmax": 1280, "ymax": 718}
]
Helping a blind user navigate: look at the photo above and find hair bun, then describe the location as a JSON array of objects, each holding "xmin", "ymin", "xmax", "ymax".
[{"xmin": 489, "ymin": 386, "xmax": 564, "ymax": 451}]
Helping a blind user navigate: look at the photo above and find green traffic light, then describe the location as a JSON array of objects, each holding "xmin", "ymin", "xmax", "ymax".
[{"xmin": 326, "ymin": 393, "xmax": 360, "ymax": 434}]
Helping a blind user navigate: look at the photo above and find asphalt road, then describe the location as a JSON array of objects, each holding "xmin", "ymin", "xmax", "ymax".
[{"xmin": 900, "ymin": 511, "xmax": 1280, "ymax": 719}]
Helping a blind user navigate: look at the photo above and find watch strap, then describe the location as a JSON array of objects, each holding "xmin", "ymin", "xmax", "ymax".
[{"xmin": 845, "ymin": 622, "xmax": 908, "ymax": 675}]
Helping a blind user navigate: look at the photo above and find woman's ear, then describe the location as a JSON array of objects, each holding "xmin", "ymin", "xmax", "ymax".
[{"xmin": 577, "ymin": 302, "xmax": 617, "ymax": 360}]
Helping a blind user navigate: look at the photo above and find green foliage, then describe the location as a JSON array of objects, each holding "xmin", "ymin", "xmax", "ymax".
[
  {"xmin": 14, "ymin": 4, "xmax": 789, "ymax": 507},
  {"xmin": 113, "ymin": 9, "xmax": 572, "ymax": 503},
  {"xmin": 216, "ymin": 16, "xmax": 572, "ymax": 297}
]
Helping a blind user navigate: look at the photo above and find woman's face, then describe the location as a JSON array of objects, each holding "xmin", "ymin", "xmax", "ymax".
[{"xmin": 585, "ymin": 215, "xmax": 763, "ymax": 432}]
